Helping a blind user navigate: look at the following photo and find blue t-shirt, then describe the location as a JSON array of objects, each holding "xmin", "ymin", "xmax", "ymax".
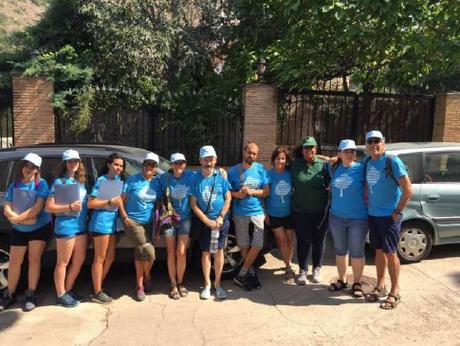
[
  {"xmin": 330, "ymin": 162, "xmax": 367, "ymax": 219},
  {"xmin": 5, "ymin": 178, "xmax": 51, "ymax": 232},
  {"xmin": 49, "ymin": 177, "xmax": 88, "ymax": 236},
  {"xmin": 191, "ymin": 170, "xmax": 231, "ymax": 220},
  {"xmin": 158, "ymin": 170, "xmax": 195, "ymax": 220},
  {"xmin": 266, "ymin": 169, "xmax": 292, "ymax": 217},
  {"xmin": 88, "ymin": 175, "xmax": 122, "ymax": 234},
  {"xmin": 227, "ymin": 162, "xmax": 269, "ymax": 216},
  {"xmin": 366, "ymin": 154, "xmax": 408, "ymax": 217},
  {"xmin": 123, "ymin": 173, "xmax": 161, "ymax": 224}
]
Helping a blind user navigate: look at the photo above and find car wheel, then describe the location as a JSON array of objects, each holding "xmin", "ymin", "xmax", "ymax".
[
  {"xmin": 398, "ymin": 222, "xmax": 433, "ymax": 264},
  {"xmin": 0, "ymin": 239, "xmax": 10, "ymax": 290},
  {"xmin": 220, "ymin": 233, "xmax": 243, "ymax": 280}
]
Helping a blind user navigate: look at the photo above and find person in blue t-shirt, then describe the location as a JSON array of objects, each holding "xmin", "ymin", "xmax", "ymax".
[
  {"xmin": 46, "ymin": 150, "xmax": 89, "ymax": 308},
  {"xmin": 119, "ymin": 152, "xmax": 161, "ymax": 302},
  {"xmin": 158, "ymin": 153, "xmax": 195, "ymax": 300},
  {"xmin": 0, "ymin": 153, "xmax": 51, "ymax": 312},
  {"xmin": 88, "ymin": 153, "xmax": 126, "ymax": 304},
  {"xmin": 228, "ymin": 142, "xmax": 270, "ymax": 291},
  {"xmin": 190, "ymin": 146, "xmax": 232, "ymax": 300},
  {"xmin": 327, "ymin": 140, "xmax": 368, "ymax": 297},
  {"xmin": 363, "ymin": 131, "xmax": 412, "ymax": 310},
  {"xmin": 265, "ymin": 147, "xmax": 295, "ymax": 281}
]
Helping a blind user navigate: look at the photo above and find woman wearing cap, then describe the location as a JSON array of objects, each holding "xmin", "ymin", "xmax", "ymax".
[
  {"xmin": 327, "ymin": 139, "xmax": 367, "ymax": 297},
  {"xmin": 88, "ymin": 153, "xmax": 126, "ymax": 303},
  {"xmin": 46, "ymin": 149, "xmax": 88, "ymax": 307},
  {"xmin": 158, "ymin": 153, "xmax": 195, "ymax": 299},
  {"xmin": 119, "ymin": 152, "xmax": 161, "ymax": 301},
  {"xmin": 0, "ymin": 153, "xmax": 52, "ymax": 312},
  {"xmin": 265, "ymin": 147, "xmax": 295, "ymax": 281}
]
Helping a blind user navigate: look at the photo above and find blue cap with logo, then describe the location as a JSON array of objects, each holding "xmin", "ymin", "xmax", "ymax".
[{"xmin": 200, "ymin": 145, "xmax": 217, "ymax": 158}]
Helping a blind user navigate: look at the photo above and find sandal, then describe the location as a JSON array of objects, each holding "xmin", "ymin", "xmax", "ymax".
[
  {"xmin": 351, "ymin": 282, "xmax": 364, "ymax": 298},
  {"xmin": 380, "ymin": 292, "xmax": 401, "ymax": 310},
  {"xmin": 364, "ymin": 286, "xmax": 388, "ymax": 302},
  {"xmin": 284, "ymin": 268, "xmax": 295, "ymax": 281},
  {"xmin": 168, "ymin": 287, "xmax": 180, "ymax": 300},
  {"xmin": 329, "ymin": 279, "xmax": 348, "ymax": 292},
  {"xmin": 177, "ymin": 284, "xmax": 189, "ymax": 298}
]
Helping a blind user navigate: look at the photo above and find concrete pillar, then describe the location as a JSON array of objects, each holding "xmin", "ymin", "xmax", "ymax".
[
  {"xmin": 12, "ymin": 75, "xmax": 55, "ymax": 146},
  {"xmin": 432, "ymin": 93, "xmax": 460, "ymax": 142},
  {"xmin": 242, "ymin": 83, "xmax": 278, "ymax": 166}
]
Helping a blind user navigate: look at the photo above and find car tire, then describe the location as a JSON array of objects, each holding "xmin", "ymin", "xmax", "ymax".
[
  {"xmin": 221, "ymin": 233, "xmax": 244, "ymax": 280},
  {"xmin": 398, "ymin": 221, "xmax": 433, "ymax": 264},
  {"xmin": 0, "ymin": 236, "xmax": 10, "ymax": 291}
]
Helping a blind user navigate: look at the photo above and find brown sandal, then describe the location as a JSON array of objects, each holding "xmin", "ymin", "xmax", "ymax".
[
  {"xmin": 351, "ymin": 282, "xmax": 364, "ymax": 298},
  {"xmin": 177, "ymin": 284, "xmax": 189, "ymax": 298},
  {"xmin": 380, "ymin": 292, "xmax": 401, "ymax": 310},
  {"xmin": 365, "ymin": 286, "xmax": 388, "ymax": 302},
  {"xmin": 169, "ymin": 287, "xmax": 180, "ymax": 300}
]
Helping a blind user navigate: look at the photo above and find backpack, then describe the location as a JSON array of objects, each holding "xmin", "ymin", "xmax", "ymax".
[{"xmin": 362, "ymin": 154, "xmax": 399, "ymax": 186}]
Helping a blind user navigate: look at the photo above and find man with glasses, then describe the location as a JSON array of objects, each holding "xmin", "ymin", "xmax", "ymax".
[
  {"xmin": 290, "ymin": 136, "xmax": 329, "ymax": 284},
  {"xmin": 363, "ymin": 130, "xmax": 412, "ymax": 310}
]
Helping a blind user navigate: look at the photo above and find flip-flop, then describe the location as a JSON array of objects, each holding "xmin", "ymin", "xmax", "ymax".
[
  {"xmin": 168, "ymin": 287, "xmax": 180, "ymax": 300},
  {"xmin": 380, "ymin": 292, "xmax": 401, "ymax": 310},
  {"xmin": 177, "ymin": 284, "xmax": 189, "ymax": 298}
]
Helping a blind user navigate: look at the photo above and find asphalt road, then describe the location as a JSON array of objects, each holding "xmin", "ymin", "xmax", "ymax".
[{"xmin": 0, "ymin": 240, "xmax": 459, "ymax": 346}]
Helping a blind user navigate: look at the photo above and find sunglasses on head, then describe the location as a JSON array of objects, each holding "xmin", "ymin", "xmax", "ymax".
[{"xmin": 366, "ymin": 138, "xmax": 382, "ymax": 145}]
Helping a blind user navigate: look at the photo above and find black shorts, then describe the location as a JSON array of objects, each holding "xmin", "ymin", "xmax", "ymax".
[
  {"xmin": 270, "ymin": 215, "xmax": 294, "ymax": 230},
  {"xmin": 199, "ymin": 220, "xmax": 230, "ymax": 252},
  {"xmin": 10, "ymin": 223, "xmax": 52, "ymax": 247}
]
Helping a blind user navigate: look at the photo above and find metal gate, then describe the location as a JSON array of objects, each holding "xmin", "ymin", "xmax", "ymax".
[{"xmin": 0, "ymin": 91, "xmax": 13, "ymax": 148}]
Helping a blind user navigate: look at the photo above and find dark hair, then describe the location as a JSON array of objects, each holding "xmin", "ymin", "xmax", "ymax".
[
  {"xmin": 59, "ymin": 159, "xmax": 87, "ymax": 184},
  {"xmin": 271, "ymin": 147, "xmax": 291, "ymax": 167},
  {"xmin": 100, "ymin": 153, "xmax": 126, "ymax": 181},
  {"xmin": 15, "ymin": 160, "xmax": 41, "ymax": 182}
]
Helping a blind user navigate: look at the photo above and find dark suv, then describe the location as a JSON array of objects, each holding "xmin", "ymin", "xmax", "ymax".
[{"xmin": 0, "ymin": 144, "xmax": 244, "ymax": 289}]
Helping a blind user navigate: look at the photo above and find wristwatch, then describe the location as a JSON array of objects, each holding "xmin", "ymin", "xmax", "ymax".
[
  {"xmin": 218, "ymin": 212, "xmax": 225, "ymax": 218},
  {"xmin": 393, "ymin": 209, "xmax": 403, "ymax": 215}
]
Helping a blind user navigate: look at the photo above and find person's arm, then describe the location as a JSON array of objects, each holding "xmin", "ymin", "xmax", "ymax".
[
  {"xmin": 392, "ymin": 176, "xmax": 412, "ymax": 221},
  {"xmin": 190, "ymin": 195, "xmax": 216, "ymax": 229},
  {"xmin": 87, "ymin": 196, "xmax": 122, "ymax": 209},
  {"xmin": 215, "ymin": 190, "xmax": 231, "ymax": 228},
  {"xmin": 3, "ymin": 202, "xmax": 17, "ymax": 219},
  {"xmin": 244, "ymin": 184, "xmax": 270, "ymax": 198},
  {"xmin": 14, "ymin": 198, "xmax": 46, "ymax": 223},
  {"xmin": 45, "ymin": 196, "xmax": 81, "ymax": 214}
]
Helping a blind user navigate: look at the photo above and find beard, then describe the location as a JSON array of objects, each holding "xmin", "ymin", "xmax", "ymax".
[{"xmin": 244, "ymin": 157, "xmax": 254, "ymax": 165}]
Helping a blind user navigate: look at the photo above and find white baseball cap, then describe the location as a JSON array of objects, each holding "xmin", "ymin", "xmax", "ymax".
[
  {"xmin": 62, "ymin": 149, "xmax": 81, "ymax": 161},
  {"xmin": 338, "ymin": 139, "xmax": 357, "ymax": 151},
  {"xmin": 23, "ymin": 153, "xmax": 42, "ymax": 168},
  {"xmin": 143, "ymin": 152, "xmax": 159, "ymax": 164},
  {"xmin": 170, "ymin": 153, "xmax": 186, "ymax": 163},
  {"xmin": 200, "ymin": 145, "xmax": 217, "ymax": 158},
  {"xmin": 365, "ymin": 130, "xmax": 384, "ymax": 141}
]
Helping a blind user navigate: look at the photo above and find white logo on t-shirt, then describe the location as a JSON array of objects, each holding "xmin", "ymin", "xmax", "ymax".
[
  {"xmin": 171, "ymin": 184, "xmax": 189, "ymax": 206},
  {"xmin": 275, "ymin": 180, "xmax": 291, "ymax": 204},
  {"xmin": 366, "ymin": 166, "xmax": 380, "ymax": 194},
  {"xmin": 138, "ymin": 185, "xmax": 157, "ymax": 202},
  {"xmin": 202, "ymin": 186, "xmax": 217, "ymax": 211},
  {"xmin": 244, "ymin": 177, "xmax": 260, "ymax": 189},
  {"xmin": 334, "ymin": 173, "xmax": 353, "ymax": 198}
]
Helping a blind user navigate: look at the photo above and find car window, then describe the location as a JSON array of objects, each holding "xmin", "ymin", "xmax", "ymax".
[
  {"xmin": 93, "ymin": 157, "xmax": 141, "ymax": 179},
  {"xmin": 398, "ymin": 153, "xmax": 421, "ymax": 184},
  {"xmin": 424, "ymin": 152, "xmax": 460, "ymax": 183},
  {"xmin": 0, "ymin": 161, "xmax": 11, "ymax": 192}
]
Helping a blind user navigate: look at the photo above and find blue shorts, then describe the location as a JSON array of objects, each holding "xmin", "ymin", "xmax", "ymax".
[
  {"xmin": 199, "ymin": 220, "xmax": 229, "ymax": 252},
  {"xmin": 55, "ymin": 231, "xmax": 87, "ymax": 239},
  {"xmin": 329, "ymin": 213, "xmax": 368, "ymax": 258},
  {"xmin": 164, "ymin": 219, "xmax": 191, "ymax": 237},
  {"xmin": 368, "ymin": 215, "xmax": 402, "ymax": 254}
]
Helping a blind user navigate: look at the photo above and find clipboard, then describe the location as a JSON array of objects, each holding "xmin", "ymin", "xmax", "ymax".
[
  {"xmin": 98, "ymin": 180, "xmax": 123, "ymax": 211},
  {"xmin": 12, "ymin": 188, "xmax": 37, "ymax": 214},
  {"xmin": 55, "ymin": 183, "xmax": 81, "ymax": 217}
]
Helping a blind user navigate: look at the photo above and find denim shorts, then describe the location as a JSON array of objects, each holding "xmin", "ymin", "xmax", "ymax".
[
  {"xmin": 163, "ymin": 219, "xmax": 191, "ymax": 237},
  {"xmin": 328, "ymin": 213, "xmax": 368, "ymax": 258},
  {"xmin": 368, "ymin": 214, "xmax": 402, "ymax": 254}
]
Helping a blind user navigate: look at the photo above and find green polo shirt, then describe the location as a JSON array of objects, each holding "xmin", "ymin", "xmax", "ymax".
[{"xmin": 290, "ymin": 156, "xmax": 328, "ymax": 213}]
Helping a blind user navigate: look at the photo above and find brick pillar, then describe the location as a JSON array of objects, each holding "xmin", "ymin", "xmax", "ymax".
[
  {"xmin": 12, "ymin": 75, "xmax": 55, "ymax": 146},
  {"xmin": 242, "ymin": 83, "xmax": 277, "ymax": 167},
  {"xmin": 432, "ymin": 93, "xmax": 460, "ymax": 142}
]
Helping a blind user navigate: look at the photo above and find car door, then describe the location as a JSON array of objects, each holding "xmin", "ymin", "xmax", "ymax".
[
  {"xmin": 419, "ymin": 150, "xmax": 460, "ymax": 240},
  {"xmin": 0, "ymin": 159, "xmax": 12, "ymax": 235},
  {"xmin": 397, "ymin": 152, "xmax": 423, "ymax": 216}
]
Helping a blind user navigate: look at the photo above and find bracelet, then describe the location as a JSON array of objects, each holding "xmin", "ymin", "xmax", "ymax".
[
  {"xmin": 108, "ymin": 198, "xmax": 112, "ymax": 206},
  {"xmin": 394, "ymin": 209, "xmax": 402, "ymax": 215},
  {"xmin": 218, "ymin": 213, "xmax": 225, "ymax": 218},
  {"xmin": 69, "ymin": 203, "xmax": 73, "ymax": 211}
]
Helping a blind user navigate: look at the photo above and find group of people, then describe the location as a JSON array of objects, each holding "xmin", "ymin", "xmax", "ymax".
[{"xmin": 0, "ymin": 129, "xmax": 411, "ymax": 312}]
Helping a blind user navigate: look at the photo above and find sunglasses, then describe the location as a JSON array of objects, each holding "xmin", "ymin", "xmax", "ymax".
[{"xmin": 366, "ymin": 138, "xmax": 382, "ymax": 145}]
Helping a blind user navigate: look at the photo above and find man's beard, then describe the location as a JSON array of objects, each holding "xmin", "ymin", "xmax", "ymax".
[{"xmin": 244, "ymin": 157, "xmax": 254, "ymax": 165}]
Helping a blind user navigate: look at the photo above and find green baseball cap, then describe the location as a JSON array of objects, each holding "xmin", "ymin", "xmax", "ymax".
[{"xmin": 301, "ymin": 136, "xmax": 317, "ymax": 147}]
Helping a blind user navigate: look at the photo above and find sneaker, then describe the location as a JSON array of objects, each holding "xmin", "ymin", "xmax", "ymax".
[
  {"xmin": 24, "ymin": 290, "xmax": 37, "ymax": 311},
  {"xmin": 297, "ymin": 270, "xmax": 307, "ymax": 285},
  {"xmin": 0, "ymin": 291, "xmax": 17, "ymax": 312},
  {"xmin": 136, "ymin": 287, "xmax": 146, "ymax": 302},
  {"xmin": 215, "ymin": 286, "xmax": 227, "ymax": 300},
  {"xmin": 284, "ymin": 267, "xmax": 295, "ymax": 281},
  {"xmin": 312, "ymin": 267, "xmax": 323, "ymax": 283},
  {"xmin": 248, "ymin": 272, "xmax": 262, "ymax": 289},
  {"xmin": 234, "ymin": 274, "xmax": 253, "ymax": 291},
  {"xmin": 91, "ymin": 290, "xmax": 113, "ymax": 304},
  {"xmin": 200, "ymin": 286, "xmax": 211, "ymax": 300},
  {"xmin": 57, "ymin": 292, "xmax": 79, "ymax": 308},
  {"xmin": 68, "ymin": 290, "xmax": 85, "ymax": 302}
]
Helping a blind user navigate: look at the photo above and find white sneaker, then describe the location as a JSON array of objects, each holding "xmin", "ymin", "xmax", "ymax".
[
  {"xmin": 297, "ymin": 270, "xmax": 307, "ymax": 285},
  {"xmin": 312, "ymin": 267, "xmax": 322, "ymax": 283}
]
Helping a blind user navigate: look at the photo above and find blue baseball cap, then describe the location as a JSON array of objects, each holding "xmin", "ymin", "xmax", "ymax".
[
  {"xmin": 338, "ymin": 139, "xmax": 357, "ymax": 151},
  {"xmin": 365, "ymin": 130, "xmax": 384, "ymax": 141},
  {"xmin": 200, "ymin": 145, "xmax": 217, "ymax": 158}
]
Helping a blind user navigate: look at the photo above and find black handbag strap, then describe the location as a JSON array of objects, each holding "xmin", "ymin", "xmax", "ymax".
[{"xmin": 204, "ymin": 170, "xmax": 218, "ymax": 215}]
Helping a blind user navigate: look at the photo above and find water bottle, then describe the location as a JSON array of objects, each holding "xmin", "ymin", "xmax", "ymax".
[{"xmin": 210, "ymin": 229, "xmax": 219, "ymax": 253}]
